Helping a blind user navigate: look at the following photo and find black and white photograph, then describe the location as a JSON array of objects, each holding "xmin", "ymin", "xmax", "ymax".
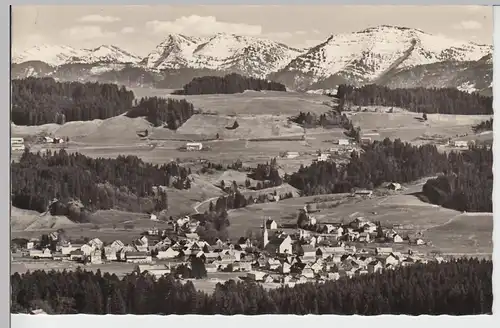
[{"xmin": 9, "ymin": 4, "xmax": 493, "ymax": 316}]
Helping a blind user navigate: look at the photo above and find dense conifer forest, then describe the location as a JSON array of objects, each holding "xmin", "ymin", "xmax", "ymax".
[
  {"xmin": 336, "ymin": 84, "xmax": 493, "ymax": 115},
  {"xmin": 12, "ymin": 78, "xmax": 197, "ymax": 129},
  {"xmin": 172, "ymin": 73, "xmax": 287, "ymax": 95},
  {"xmin": 10, "ymin": 150, "xmax": 191, "ymax": 217},
  {"xmin": 10, "ymin": 258, "xmax": 492, "ymax": 315},
  {"xmin": 286, "ymin": 139, "xmax": 492, "ymax": 212},
  {"xmin": 11, "ymin": 77, "xmax": 135, "ymax": 126},
  {"xmin": 126, "ymin": 96, "xmax": 195, "ymax": 129},
  {"xmin": 421, "ymin": 146, "xmax": 493, "ymax": 212},
  {"xmin": 289, "ymin": 111, "xmax": 352, "ymax": 129}
]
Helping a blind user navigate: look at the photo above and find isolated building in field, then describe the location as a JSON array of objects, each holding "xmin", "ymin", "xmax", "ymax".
[
  {"xmin": 43, "ymin": 136, "xmax": 54, "ymax": 143},
  {"xmin": 186, "ymin": 142, "xmax": 203, "ymax": 151},
  {"xmin": 316, "ymin": 153, "xmax": 330, "ymax": 162},
  {"xmin": 284, "ymin": 151, "xmax": 300, "ymax": 159},
  {"xmin": 135, "ymin": 264, "xmax": 171, "ymax": 278},
  {"xmin": 453, "ymin": 140, "xmax": 468, "ymax": 148},
  {"xmin": 338, "ymin": 139, "xmax": 350, "ymax": 146},
  {"xmin": 387, "ymin": 182, "xmax": 402, "ymax": 191},
  {"xmin": 354, "ymin": 189, "xmax": 373, "ymax": 197}
]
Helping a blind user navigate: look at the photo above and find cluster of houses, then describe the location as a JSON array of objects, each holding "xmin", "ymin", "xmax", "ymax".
[
  {"xmin": 20, "ymin": 220, "xmax": 440, "ymax": 285},
  {"xmin": 18, "ymin": 198, "xmax": 435, "ymax": 286},
  {"xmin": 10, "ymin": 136, "xmax": 66, "ymax": 152},
  {"xmin": 296, "ymin": 203, "xmax": 427, "ymax": 247}
]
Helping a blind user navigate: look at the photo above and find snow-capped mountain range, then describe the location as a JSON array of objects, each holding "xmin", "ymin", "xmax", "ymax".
[
  {"xmin": 11, "ymin": 25, "xmax": 493, "ymax": 92},
  {"xmin": 140, "ymin": 33, "xmax": 304, "ymax": 78},
  {"xmin": 13, "ymin": 44, "xmax": 142, "ymax": 66}
]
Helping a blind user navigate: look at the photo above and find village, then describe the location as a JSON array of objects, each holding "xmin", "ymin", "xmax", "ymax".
[{"xmin": 12, "ymin": 196, "xmax": 446, "ymax": 289}]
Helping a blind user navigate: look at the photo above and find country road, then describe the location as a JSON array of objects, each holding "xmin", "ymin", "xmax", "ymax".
[{"xmin": 193, "ymin": 197, "xmax": 220, "ymax": 214}]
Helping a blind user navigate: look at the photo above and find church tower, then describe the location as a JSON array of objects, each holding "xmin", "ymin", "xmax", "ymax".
[{"xmin": 262, "ymin": 218, "xmax": 269, "ymax": 249}]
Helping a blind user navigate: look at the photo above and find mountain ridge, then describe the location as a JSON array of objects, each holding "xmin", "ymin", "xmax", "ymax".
[{"xmin": 12, "ymin": 25, "xmax": 493, "ymax": 92}]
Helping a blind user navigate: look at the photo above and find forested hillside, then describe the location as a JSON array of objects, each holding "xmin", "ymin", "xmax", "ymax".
[
  {"xmin": 336, "ymin": 84, "xmax": 493, "ymax": 115},
  {"xmin": 10, "ymin": 150, "xmax": 192, "ymax": 218},
  {"xmin": 172, "ymin": 73, "xmax": 286, "ymax": 95},
  {"xmin": 10, "ymin": 258, "xmax": 492, "ymax": 315},
  {"xmin": 287, "ymin": 139, "xmax": 492, "ymax": 212},
  {"xmin": 422, "ymin": 146, "xmax": 493, "ymax": 212},
  {"xmin": 12, "ymin": 77, "xmax": 135, "ymax": 126}
]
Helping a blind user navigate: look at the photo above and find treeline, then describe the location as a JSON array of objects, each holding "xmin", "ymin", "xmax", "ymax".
[
  {"xmin": 247, "ymin": 158, "xmax": 283, "ymax": 187},
  {"xmin": 336, "ymin": 84, "xmax": 493, "ymax": 115},
  {"xmin": 289, "ymin": 111, "xmax": 351, "ymax": 129},
  {"xmin": 126, "ymin": 96, "xmax": 195, "ymax": 129},
  {"xmin": 10, "ymin": 150, "xmax": 191, "ymax": 216},
  {"xmin": 11, "ymin": 77, "xmax": 135, "ymax": 126},
  {"xmin": 172, "ymin": 73, "xmax": 286, "ymax": 95},
  {"xmin": 11, "ymin": 258, "xmax": 492, "ymax": 315},
  {"xmin": 422, "ymin": 146, "xmax": 493, "ymax": 212},
  {"xmin": 472, "ymin": 118, "xmax": 493, "ymax": 133},
  {"xmin": 209, "ymin": 190, "xmax": 294, "ymax": 214}
]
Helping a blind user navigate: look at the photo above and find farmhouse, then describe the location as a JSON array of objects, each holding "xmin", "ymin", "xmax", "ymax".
[
  {"xmin": 316, "ymin": 153, "xmax": 330, "ymax": 162},
  {"xmin": 354, "ymin": 189, "xmax": 373, "ymax": 197},
  {"xmin": 186, "ymin": 142, "xmax": 203, "ymax": 151},
  {"xmin": 104, "ymin": 247, "xmax": 118, "ymax": 261},
  {"xmin": 11, "ymin": 137, "xmax": 24, "ymax": 145},
  {"xmin": 338, "ymin": 138, "xmax": 350, "ymax": 146},
  {"xmin": 453, "ymin": 140, "xmax": 468, "ymax": 148},
  {"xmin": 11, "ymin": 144, "xmax": 25, "ymax": 152},
  {"xmin": 89, "ymin": 250, "xmax": 103, "ymax": 264},
  {"xmin": 387, "ymin": 182, "xmax": 402, "ymax": 191},
  {"xmin": 264, "ymin": 235, "xmax": 293, "ymax": 255},
  {"xmin": 135, "ymin": 264, "xmax": 171, "ymax": 278},
  {"xmin": 367, "ymin": 260, "xmax": 384, "ymax": 274},
  {"xmin": 264, "ymin": 219, "xmax": 278, "ymax": 230},
  {"xmin": 360, "ymin": 137, "xmax": 372, "ymax": 144},
  {"xmin": 124, "ymin": 251, "xmax": 152, "ymax": 264},
  {"xmin": 375, "ymin": 247, "xmax": 393, "ymax": 256},
  {"xmin": 284, "ymin": 151, "xmax": 300, "ymax": 159},
  {"xmin": 29, "ymin": 248, "xmax": 52, "ymax": 259},
  {"xmin": 350, "ymin": 217, "xmax": 368, "ymax": 230},
  {"xmin": 247, "ymin": 271, "xmax": 267, "ymax": 281},
  {"xmin": 157, "ymin": 247, "xmax": 179, "ymax": 259},
  {"xmin": 392, "ymin": 234, "xmax": 404, "ymax": 243},
  {"xmin": 358, "ymin": 232, "xmax": 371, "ymax": 243}
]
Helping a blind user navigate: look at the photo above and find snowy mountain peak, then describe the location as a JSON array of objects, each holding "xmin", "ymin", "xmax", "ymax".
[
  {"xmin": 12, "ymin": 44, "xmax": 141, "ymax": 66},
  {"xmin": 273, "ymin": 25, "xmax": 492, "ymax": 89},
  {"xmin": 142, "ymin": 32, "xmax": 305, "ymax": 77}
]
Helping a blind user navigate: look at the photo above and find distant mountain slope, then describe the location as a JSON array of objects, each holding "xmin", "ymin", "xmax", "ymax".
[
  {"xmin": 270, "ymin": 25, "xmax": 492, "ymax": 90},
  {"xmin": 380, "ymin": 53, "xmax": 492, "ymax": 92}
]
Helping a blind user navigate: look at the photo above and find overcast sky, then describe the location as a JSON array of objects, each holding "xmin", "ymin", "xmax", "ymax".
[{"xmin": 12, "ymin": 5, "xmax": 493, "ymax": 57}]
